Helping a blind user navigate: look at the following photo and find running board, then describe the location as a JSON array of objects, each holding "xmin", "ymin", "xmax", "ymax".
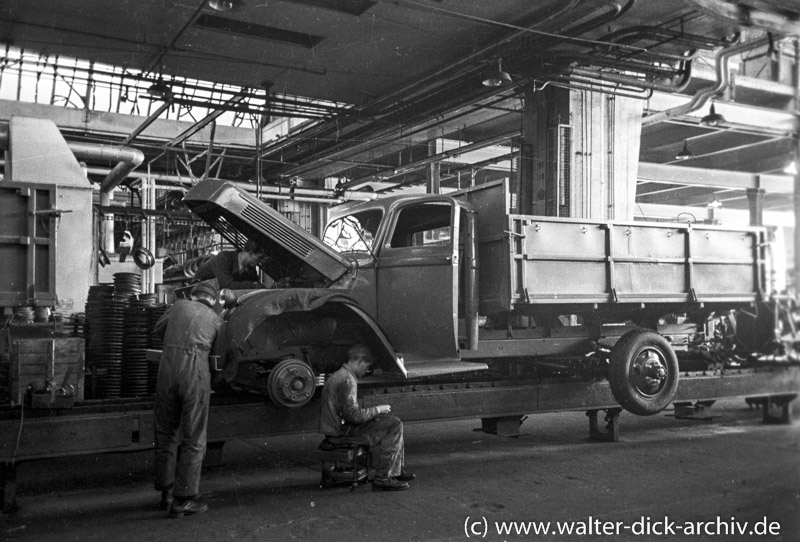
[{"xmin": 404, "ymin": 360, "xmax": 489, "ymax": 379}]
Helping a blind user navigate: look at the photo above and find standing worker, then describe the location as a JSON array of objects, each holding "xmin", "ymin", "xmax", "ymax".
[
  {"xmin": 153, "ymin": 281, "xmax": 224, "ymax": 518},
  {"xmin": 319, "ymin": 345, "xmax": 415, "ymax": 491},
  {"xmin": 194, "ymin": 240, "xmax": 267, "ymax": 289}
]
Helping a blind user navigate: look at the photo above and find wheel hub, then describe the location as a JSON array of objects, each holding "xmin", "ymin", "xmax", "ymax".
[
  {"xmin": 631, "ymin": 349, "xmax": 667, "ymax": 396},
  {"xmin": 267, "ymin": 359, "xmax": 316, "ymax": 408}
]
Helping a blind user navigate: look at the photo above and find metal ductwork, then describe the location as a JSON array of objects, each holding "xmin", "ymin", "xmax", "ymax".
[
  {"xmin": 67, "ymin": 142, "xmax": 145, "ymax": 205},
  {"xmin": 0, "ymin": 121, "xmax": 144, "ymax": 205},
  {"xmin": 642, "ymin": 34, "xmax": 772, "ymax": 126}
]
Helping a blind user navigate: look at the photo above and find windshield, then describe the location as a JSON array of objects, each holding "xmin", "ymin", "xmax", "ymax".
[{"xmin": 323, "ymin": 209, "xmax": 383, "ymax": 257}]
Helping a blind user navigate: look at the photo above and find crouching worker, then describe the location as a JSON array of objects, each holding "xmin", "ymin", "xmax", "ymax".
[
  {"xmin": 153, "ymin": 281, "xmax": 224, "ymax": 517},
  {"xmin": 318, "ymin": 345, "xmax": 415, "ymax": 491}
]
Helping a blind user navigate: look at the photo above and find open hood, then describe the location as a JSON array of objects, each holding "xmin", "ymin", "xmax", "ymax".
[{"xmin": 183, "ymin": 180, "xmax": 352, "ymax": 286}]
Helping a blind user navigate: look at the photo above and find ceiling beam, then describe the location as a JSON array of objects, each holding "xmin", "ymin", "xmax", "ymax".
[
  {"xmin": 646, "ymin": 91, "xmax": 798, "ymax": 134},
  {"xmin": 665, "ymin": 137, "xmax": 795, "ymax": 171},
  {"xmin": 637, "ymin": 162, "xmax": 793, "ymax": 192}
]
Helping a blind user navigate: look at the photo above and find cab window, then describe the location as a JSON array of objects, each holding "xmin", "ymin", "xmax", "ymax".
[{"xmin": 389, "ymin": 202, "xmax": 451, "ymax": 248}]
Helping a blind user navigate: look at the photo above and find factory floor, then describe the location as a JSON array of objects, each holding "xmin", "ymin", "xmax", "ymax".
[{"xmin": 2, "ymin": 397, "xmax": 799, "ymax": 542}]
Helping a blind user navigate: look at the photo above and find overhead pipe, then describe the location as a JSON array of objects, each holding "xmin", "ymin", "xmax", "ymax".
[
  {"xmin": 642, "ymin": 34, "xmax": 774, "ymax": 126},
  {"xmin": 569, "ymin": 57, "xmax": 693, "ymax": 94},
  {"xmin": 555, "ymin": 51, "xmax": 697, "ymax": 75},
  {"xmin": 598, "ymin": 25, "xmax": 734, "ymax": 51},
  {"xmin": 67, "ymin": 142, "xmax": 145, "ymax": 205},
  {"xmin": 117, "ymin": 170, "xmax": 378, "ymax": 202}
]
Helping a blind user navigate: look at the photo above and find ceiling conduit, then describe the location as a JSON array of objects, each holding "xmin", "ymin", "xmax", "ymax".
[
  {"xmin": 641, "ymin": 33, "xmax": 774, "ymax": 126},
  {"xmin": 569, "ymin": 57, "xmax": 693, "ymax": 93}
]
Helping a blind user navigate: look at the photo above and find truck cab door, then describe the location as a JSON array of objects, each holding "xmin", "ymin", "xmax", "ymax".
[{"xmin": 376, "ymin": 200, "xmax": 460, "ymax": 368}]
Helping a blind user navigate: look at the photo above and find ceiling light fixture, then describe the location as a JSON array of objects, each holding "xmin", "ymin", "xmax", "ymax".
[
  {"xmin": 146, "ymin": 79, "xmax": 172, "ymax": 99},
  {"xmin": 700, "ymin": 103, "xmax": 726, "ymax": 127},
  {"xmin": 208, "ymin": 0, "xmax": 243, "ymax": 11},
  {"xmin": 482, "ymin": 59, "xmax": 513, "ymax": 88},
  {"xmin": 675, "ymin": 139, "xmax": 694, "ymax": 160}
]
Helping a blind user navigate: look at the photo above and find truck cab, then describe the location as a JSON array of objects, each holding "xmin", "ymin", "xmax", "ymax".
[{"xmin": 322, "ymin": 194, "xmax": 481, "ymax": 376}]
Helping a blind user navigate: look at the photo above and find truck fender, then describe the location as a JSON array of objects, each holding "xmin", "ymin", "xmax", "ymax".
[
  {"xmin": 324, "ymin": 300, "xmax": 408, "ymax": 378},
  {"xmin": 218, "ymin": 289, "xmax": 406, "ymax": 379}
]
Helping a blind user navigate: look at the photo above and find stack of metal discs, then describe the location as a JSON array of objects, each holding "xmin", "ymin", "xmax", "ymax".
[
  {"xmin": 122, "ymin": 296, "xmax": 155, "ymax": 397},
  {"xmin": 113, "ymin": 272, "xmax": 142, "ymax": 300},
  {"xmin": 147, "ymin": 304, "xmax": 169, "ymax": 394},
  {"xmin": 85, "ymin": 284, "xmax": 124, "ymax": 398}
]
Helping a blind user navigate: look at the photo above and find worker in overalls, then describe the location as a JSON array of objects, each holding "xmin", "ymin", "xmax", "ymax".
[
  {"xmin": 153, "ymin": 281, "xmax": 224, "ymax": 518},
  {"xmin": 194, "ymin": 240, "xmax": 266, "ymax": 290},
  {"xmin": 319, "ymin": 345, "xmax": 416, "ymax": 491}
]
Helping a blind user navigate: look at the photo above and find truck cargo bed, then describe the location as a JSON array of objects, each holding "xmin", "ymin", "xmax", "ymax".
[{"xmin": 457, "ymin": 180, "xmax": 764, "ymax": 315}]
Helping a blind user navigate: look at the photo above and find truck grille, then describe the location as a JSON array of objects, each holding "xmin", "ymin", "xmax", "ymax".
[{"xmin": 241, "ymin": 204, "xmax": 314, "ymax": 258}]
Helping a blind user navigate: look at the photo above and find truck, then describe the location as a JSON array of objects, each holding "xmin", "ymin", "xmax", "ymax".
[
  {"xmin": 3, "ymin": 120, "xmax": 798, "ymax": 513},
  {"xmin": 182, "ymin": 177, "xmax": 796, "ymax": 417}
]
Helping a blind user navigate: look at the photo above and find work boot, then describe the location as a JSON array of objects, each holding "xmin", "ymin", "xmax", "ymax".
[
  {"xmin": 395, "ymin": 469, "xmax": 416, "ymax": 482},
  {"xmin": 169, "ymin": 498, "xmax": 209, "ymax": 518},
  {"xmin": 159, "ymin": 489, "xmax": 174, "ymax": 511},
  {"xmin": 372, "ymin": 478, "xmax": 410, "ymax": 491}
]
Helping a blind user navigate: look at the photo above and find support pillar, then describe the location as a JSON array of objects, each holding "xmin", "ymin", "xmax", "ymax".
[
  {"xmin": 426, "ymin": 140, "xmax": 440, "ymax": 194},
  {"xmin": 793, "ymin": 40, "xmax": 799, "ymax": 293},
  {"xmin": 426, "ymin": 162, "xmax": 440, "ymax": 194},
  {"xmin": 521, "ymin": 85, "xmax": 643, "ymax": 220},
  {"xmin": 794, "ymin": 134, "xmax": 800, "ymax": 294},
  {"xmin": 746, "ymin": 186, "xmax": 765, "ymax": 227}
]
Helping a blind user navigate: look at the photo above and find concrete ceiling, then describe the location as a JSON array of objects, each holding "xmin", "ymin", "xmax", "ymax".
[
  {"xmin": 0, "ymin": 0, "xmax": 743, "ymax": 104},
  {"xmin": 1, "ymin": 0, "xmax": 799, "ymax": 212}
]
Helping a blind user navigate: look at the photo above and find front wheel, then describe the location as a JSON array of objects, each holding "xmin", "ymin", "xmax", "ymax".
[{"xmin": 609, "ymin": 329, "xmax": 678, "ymax": 416}]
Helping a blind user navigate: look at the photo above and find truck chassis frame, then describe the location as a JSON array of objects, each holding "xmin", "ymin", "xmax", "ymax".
[{"xmin": 2, "ymin": 366, "xmax": 798, "ymax": 512}]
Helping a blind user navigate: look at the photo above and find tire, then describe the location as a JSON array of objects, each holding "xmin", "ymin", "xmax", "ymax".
[{"xmin": 609, "ymin": 329, "xmax": 679, "ymax": 416}]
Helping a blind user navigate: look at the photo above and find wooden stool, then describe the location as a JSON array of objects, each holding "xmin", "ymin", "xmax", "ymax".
[{"xmin": 318, "ymin": 436, "xmax": 372, "ymax": 490}]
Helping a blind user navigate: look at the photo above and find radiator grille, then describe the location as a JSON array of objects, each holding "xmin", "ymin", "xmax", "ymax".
[
  {"xmin": 241, "ymin": 203, "xmax": 314, "ymax": 257},
  {"xmin": 209, "ymin": 215, "xmax": 248, "ymax": 249}
]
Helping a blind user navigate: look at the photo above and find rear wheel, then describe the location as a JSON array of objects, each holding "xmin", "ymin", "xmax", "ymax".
[
  {"xmin": 267, "ymin": 358, "xmax": 316, "ymax": 408},
  {"xmin": 609, "ymin": 329, "xmax": 678, "ymax": 416}
]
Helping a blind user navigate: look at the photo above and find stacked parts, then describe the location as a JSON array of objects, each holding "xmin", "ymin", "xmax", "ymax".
[
  {"xmin": 85, "ymin": 284, "xmax": 123, "ymax": 398},
  {"xmin": 85, "ymin": 273, "xmax": 166, "ymax": 399},
  {"xmin": 122, "ymin": 296, "xmax": 155, "ymax": 397}
]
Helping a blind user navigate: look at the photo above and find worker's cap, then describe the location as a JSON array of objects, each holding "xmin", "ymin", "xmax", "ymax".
[{"xmin": 191, "ymin": 281, "xmax": 218, "ymax": 301}]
